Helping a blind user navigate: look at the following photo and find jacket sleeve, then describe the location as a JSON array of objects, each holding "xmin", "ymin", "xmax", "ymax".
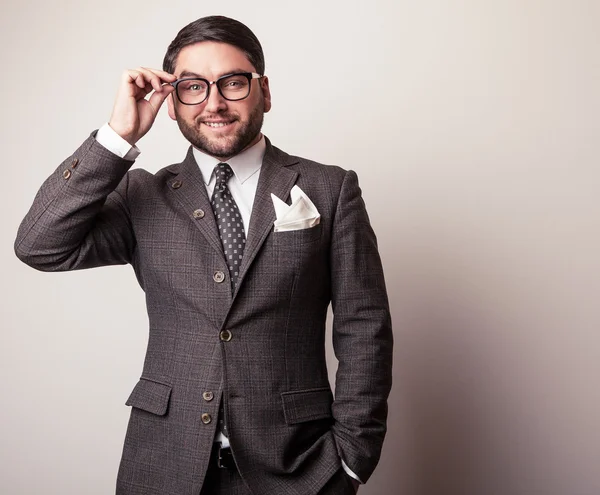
[
  {"xmin": 329, "ymin": 169, "xmax": 393, "ymax": 483},
  {"xmin": 14, "ymin": 133, "xmax": 136, "ymax": 272}
]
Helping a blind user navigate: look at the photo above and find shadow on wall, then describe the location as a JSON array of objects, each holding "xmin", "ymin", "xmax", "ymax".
[
  {"xmin": 374, "ymin": 243, "xmax": 529, "ymax": 495},
  {"xmin": 397, "ymin": 308, "xmax": 496, "ymax": 495}
]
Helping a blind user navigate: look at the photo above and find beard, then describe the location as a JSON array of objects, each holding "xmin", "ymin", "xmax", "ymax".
[{"xmin": 175, "ymin": 99, "xmax": 265, "ymax": 159}]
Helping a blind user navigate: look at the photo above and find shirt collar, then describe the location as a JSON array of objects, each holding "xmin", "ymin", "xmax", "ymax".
[{"xmin": 193, "ymin": 135, "xmax": 266, "ymax": 186}]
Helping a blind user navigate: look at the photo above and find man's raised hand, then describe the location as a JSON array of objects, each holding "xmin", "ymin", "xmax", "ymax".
[{"xmin": 108, "ymin": 67, "xmax": 177, "ymax": 145}]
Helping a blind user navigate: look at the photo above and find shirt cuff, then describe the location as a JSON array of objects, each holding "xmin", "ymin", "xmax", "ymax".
[
  {"xmin": 341, "ymin": 460, "xmax": 363, "ymax": 484},
  {"xmin": 214, "ymin": 431, "xmax": 230, "ymax": 448},
  {"xmin": 96, "ymin": 123, "xmax": 141, "ymax": 161}
]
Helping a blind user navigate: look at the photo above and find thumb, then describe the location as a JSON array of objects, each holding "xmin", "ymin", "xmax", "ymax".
[{"xmin": 148, "ymin": 84, "xmax": 175, "ymax": 115}]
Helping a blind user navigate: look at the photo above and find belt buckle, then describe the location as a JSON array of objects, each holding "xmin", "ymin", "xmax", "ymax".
[{"xmin": 217, "ymin": 446, "xmax": 234, "ymax": 469}]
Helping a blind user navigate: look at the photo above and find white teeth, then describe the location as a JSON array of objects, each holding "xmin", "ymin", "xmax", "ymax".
[{"xmin": 205, "ymin": 122, "xmax": 230, "ymax": 128}]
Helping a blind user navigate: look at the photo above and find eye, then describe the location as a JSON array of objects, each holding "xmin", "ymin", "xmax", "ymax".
[
  {"xmin": 220, "ymin": 76, "xmax": 248, "ymax": 90},
  {"xmin": 179, "ymin": 80, "xmax": 207, "ymax": 92}
]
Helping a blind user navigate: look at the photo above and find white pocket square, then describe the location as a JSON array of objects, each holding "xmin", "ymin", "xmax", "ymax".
[{"xmin": 271, "ymin": 186, "xmax": 321, "ymax": 232}]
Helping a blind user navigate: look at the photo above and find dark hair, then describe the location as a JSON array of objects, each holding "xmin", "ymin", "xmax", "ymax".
[{"xmin": 163, "ymin": 16, "xmax": 265, "ymax": 75}]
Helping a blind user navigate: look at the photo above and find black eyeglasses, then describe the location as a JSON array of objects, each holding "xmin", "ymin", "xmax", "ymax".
[{"xmin": 171, "ymin": 72, "xmax": 263, "ymax": 105}]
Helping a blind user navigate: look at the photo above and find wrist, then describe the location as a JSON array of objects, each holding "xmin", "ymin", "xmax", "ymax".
[
  {"xmin": 97, "ymin": 123, "xmax": 140, "ymax": 161},
  {"xmin": 107, "ymin": 122, "xmax": 137, "ymax": 146}
]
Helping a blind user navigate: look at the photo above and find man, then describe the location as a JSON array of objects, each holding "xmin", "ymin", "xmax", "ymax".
[{"xmin": 15, "ymin": 15, "xmax": 393, "ymax": 495}]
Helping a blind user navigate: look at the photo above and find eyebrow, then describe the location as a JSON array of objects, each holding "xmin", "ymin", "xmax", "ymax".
[{"xmin": 177, "ymin": 68, "xmax": 254, "ymax": 79}]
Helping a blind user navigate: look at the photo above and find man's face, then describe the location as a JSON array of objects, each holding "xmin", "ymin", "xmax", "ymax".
[{"xmin": 167, "ymin": 41, "xmax": 271, "ymax": 160}]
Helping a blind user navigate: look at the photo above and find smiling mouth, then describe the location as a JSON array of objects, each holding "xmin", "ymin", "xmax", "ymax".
[{"xmin": 202, "ymin": 121, "xmax": 235, "ymax": 129}]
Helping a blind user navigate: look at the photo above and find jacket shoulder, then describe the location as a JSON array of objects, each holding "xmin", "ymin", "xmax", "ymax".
[
  {"xmin": 272, "ymin": 144, "xmax": 350, "ymax": 184},
  {"xmin": 120, "ymin": 161, "xmax": 180, "ymax": 196}
]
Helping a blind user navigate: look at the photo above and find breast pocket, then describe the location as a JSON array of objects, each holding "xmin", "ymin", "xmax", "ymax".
[{"xmin": 271, "ymin": 223, "xmax": 323, "ymax": 251}]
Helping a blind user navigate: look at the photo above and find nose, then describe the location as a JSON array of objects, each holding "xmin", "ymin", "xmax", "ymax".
[{"xmin": 204, "ymin": 82, "xmax": 228, "ymax": 113}]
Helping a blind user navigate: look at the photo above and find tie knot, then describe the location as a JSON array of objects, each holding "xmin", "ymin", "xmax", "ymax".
[{"xmin": 215, "ymin": 163, "xmax": 234, "ymax": 188}]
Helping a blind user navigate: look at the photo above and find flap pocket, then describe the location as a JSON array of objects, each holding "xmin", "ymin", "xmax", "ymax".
[
  {"xmin": 125, "ymin": 378, "xmax": 172, "ymax": 416},
  {"xmin": 281, "ymin": 387, "xmax": 333, "ymax": 425}
]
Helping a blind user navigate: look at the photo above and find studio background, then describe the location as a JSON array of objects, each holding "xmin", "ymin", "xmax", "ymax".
[{"xmin": 1, "ymin": 1, "xmax": 599, "ymax": 494}]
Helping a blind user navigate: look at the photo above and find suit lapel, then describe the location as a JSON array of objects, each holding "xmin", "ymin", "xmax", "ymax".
[
  {"xmin": 236, "ymin": 139, "xmax": 299, "ymax": 291},
  {"xmin": 166, "ymin": 148, "xmax": 225, "ymax": 261},
  {"xmin": 165, "ymin": 139, "xmax": 299, "ymax": 296}
]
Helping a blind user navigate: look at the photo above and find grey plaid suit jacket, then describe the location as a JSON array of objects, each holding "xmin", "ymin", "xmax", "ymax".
[{"xmin": 15, "ymin": 133, "xmax": 393, "ymax": 495}]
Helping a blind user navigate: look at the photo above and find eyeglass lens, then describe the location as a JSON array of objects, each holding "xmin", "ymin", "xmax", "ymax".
[{"xmin": 177, "ymin": 74, "xmax": 251, "ymax": 104}]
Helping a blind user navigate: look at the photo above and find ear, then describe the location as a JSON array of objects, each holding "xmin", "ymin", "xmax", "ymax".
[
  {"xmin": 260, "ymin": 76, "xmax": 272, "ymax": 113},
  {"xmin": 167, "ymin": 93, "xmax": 177, "ymax": 121}
]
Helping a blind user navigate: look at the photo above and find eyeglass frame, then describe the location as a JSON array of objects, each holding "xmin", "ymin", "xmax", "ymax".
[{"xmin": 170, "ymin": 72, "xmax": 264, "ymax": 105}]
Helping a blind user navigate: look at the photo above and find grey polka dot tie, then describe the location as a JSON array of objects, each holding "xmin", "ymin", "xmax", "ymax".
[{"xmin": 211, "ymin": 163, "xmax": 246, "ymax": 292}]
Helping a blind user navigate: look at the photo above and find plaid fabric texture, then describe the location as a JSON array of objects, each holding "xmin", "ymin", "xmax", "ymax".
[{"xmin": 15, "ymin": 133, "xmax": 393, "ymax": 495}]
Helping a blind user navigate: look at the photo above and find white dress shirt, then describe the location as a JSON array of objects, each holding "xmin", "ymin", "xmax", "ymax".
[
  {"xmin": 94, "ymin": 123, "xmax": 361, "ymax": 483},
  {"xmin": 192, "ymin": 137, "xmax": 264, "ymax": 233}
]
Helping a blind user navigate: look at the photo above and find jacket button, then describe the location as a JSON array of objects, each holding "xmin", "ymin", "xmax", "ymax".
[
  {"xmin": 193, "ymin": 209, "xmax": 205, "ymax": 219},
  {"xmin": 213, "ymin": 271, "xmax": 225, "ymax": 283},
  {"xmin": 203, "ymin": 391, "xmax": 214, "ymax": 402},
  {"xmin": 62, "ymin": 169, "xmax": 71, "ymax": 179},
  {"xmin": 201, "ymin": 413, "xmax": 212, "ymax": 424},
  {"xmin": 171, "ymin": 180, "xmax": 182, "ymax": 189},
  {"xmin": 219, "ymin": 330, "xmax": 232, "ymax": 342},
  {"xmin": 71, "ymin": 158, "xmax": 79, "ymax": 168}
]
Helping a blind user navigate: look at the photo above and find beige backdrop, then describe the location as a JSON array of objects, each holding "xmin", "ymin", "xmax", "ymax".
[{"xmin": 1, "ymin": 1, "xmax": 599, "ymax": 494}]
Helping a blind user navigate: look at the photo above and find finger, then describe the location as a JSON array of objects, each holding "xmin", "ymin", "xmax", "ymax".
[
  {"xmin": 137, "ymin": 67, "xmax": 177, "ymax": 91},
  {"xmin": 126, "ymin": 70, "xmax": 148, "ymax": 90},
  {"xmin": 124, "ymin": 69, "xmax": 162, "ymax": 93},
  {"xmin": 134, "ymin": 67, "xmax": 166, "ymax": 93},
  {"xmin": 140, "ymin": 67, "xmax": 178, "ymax": 82},
  {"xmin": 147, "ymin": 84, "xmax": 175, "ymax": 113}
]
